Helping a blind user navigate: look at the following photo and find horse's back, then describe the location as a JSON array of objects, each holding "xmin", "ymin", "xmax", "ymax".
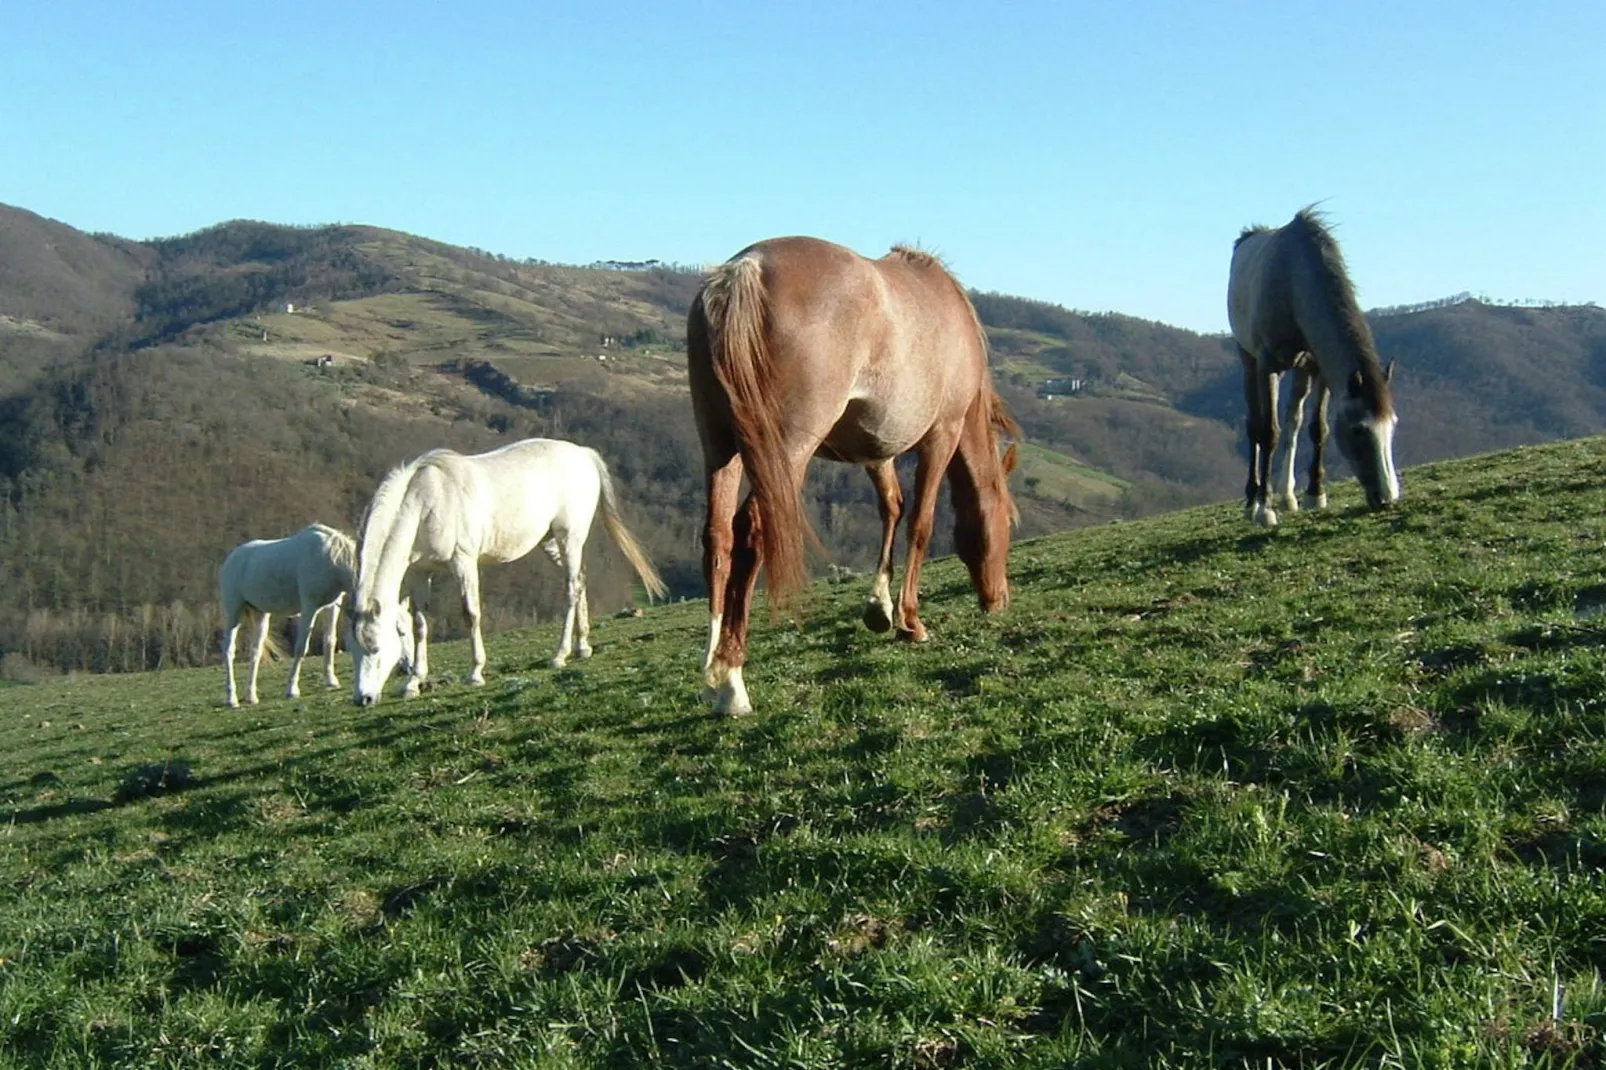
[
  {"xmin": 1229, "ymin": 223, "xmax": 1302, "ymax": 360},
  {"xmin": 697, "ymin": 236, "xmax": 987, "ymax": 462},
  {"xmin": 430, "ymin": 438, "xmax": 603, "ymax": 561}
]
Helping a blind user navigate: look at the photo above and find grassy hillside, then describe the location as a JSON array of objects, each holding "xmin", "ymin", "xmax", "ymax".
[{"xmin": 5, "ymin": 439, "xmax": 1606, "ymax": 1066}]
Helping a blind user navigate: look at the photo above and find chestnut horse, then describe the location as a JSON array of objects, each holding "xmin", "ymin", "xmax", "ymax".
[
  {"xmin": 1230, "ymin": 208, "xmax": 1399, "ymax": 526},
  {"xmin": 688, "ymin": 236, "xmax": 1019, "ymax": 715}
]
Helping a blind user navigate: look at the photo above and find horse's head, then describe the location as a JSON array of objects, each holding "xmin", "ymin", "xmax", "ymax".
[
  {"xmin": 954, "ymin": 442, "xmax": 1017, "ymax": 613},
  {"xmin": 1335, "ymin": 366, "xmax": 1400, "ymax": 510},
  {"xmin": 350, "ymin": 598, "xmax": 405, "ymax": 706}
]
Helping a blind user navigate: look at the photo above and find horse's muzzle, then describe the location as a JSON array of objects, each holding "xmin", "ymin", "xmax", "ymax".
[{"xmin": 355, "ymin": 693, "xmax": 377, "ymax": 707}]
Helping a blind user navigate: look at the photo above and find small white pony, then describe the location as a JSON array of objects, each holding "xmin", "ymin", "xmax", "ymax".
[
  {"xmin": 349, "ymin": 438, "xmax": 669, "ymax": 705},
  {"xmin": 219, "ymin": 523, "xmax": 354, "ymax": 707}
]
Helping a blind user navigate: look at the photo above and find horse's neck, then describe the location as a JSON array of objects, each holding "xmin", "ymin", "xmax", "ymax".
[{"xmin": 357, "ymin": 491, "xmax": 423, "ymax": 609}]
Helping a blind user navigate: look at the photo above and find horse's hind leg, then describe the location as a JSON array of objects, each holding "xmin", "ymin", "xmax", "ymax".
[
  {"xmin": 548, "ymin": 531, "xmax": 591, "ymax": 668},
  {"xmin": 1271, "ymin": 366, "xmax": 1312, "ymax": 513},
  {"xmin": 701, "ymin": 454, "xmax": 744, "ymax": 699},
  {"xmin": 285, "ymin": 610, "xmax": 312, "ymax": 700},
  {"xmin": 708, "ymin": 492, "xmax": 764, "ymax": 715},
  {"xmin": 1304, "ymin": 381, "xmax": 1330, "ymax": 509},
  {"xmin": 246, "ymin": 611, "xmax": 271, "ymax": 705},
  {"xmin": 863, "ymin": 460, "xmax": 903, "ymax": 633},
  {"xmin": 222, "ymin": 617, "xmax": 242, "ymax": 708},
  {"xmin": 321, "ymin": 600, "xmax": 342, "ymax": 689}
]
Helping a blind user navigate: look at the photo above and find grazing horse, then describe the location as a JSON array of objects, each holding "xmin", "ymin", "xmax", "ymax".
[
  {"xmin": 219, "ymin": 523, "xmax": 354, "ymax": 707},
  {"xmin": 1229, "ymin": 208, "xmax": 1399, "ymax": 526},
  {"xmin": 348, "ymin": 438, "xmax": 668, "ymax": 705},
  {"xmin": 688, "ymin": 236, "xmax": 1020, "ymax": 716}
]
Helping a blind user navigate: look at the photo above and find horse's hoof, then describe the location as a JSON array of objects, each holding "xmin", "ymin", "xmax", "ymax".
[
  {"xmin": 1303, "ymin": 493, "xmax": 1328, "ymax": 510},
  {"xmin": 549, "ymin": 656, "xmax": 567, "ymax": 670},
  {"xmin": 863, "ymin": 601, "xmax": 894, "ymax": 633},
  {"xmin": 468, "ymin": 673, "xmax": 486, "ymax": 687},
  {"xmin": 225, "ymin": 698, "xmax": 239, "ymax": 709},
  {"xmin": 576, "ymin": 646, "xmax": 593, "ymax": 661},
  {"xmin": 1255, "ymin": 505, "xmax": 1279, "ymax": 528},
  {"xmin": 710, "ymin": 667, "xmax": 752, "ymax": 716}
]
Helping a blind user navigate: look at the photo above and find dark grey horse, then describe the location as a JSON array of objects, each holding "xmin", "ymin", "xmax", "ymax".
[{"xmin": 1229, "ymin": 208, "xmax": 1399, "ymax": 526}]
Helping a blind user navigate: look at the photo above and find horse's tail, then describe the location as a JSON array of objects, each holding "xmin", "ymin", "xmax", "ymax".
[
  {"xmin": 231, "ymin": 607, "xmax": 289, "ymax": 662},
  {"xmin": 699, "ymin": 253, "xmax": 811, "ymax": 605},
  {"xmin": 591, "ymin": 450, "xmax": 669, "ymax": 603}
]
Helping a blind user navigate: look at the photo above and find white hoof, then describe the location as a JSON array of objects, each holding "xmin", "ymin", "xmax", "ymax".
[
  {"xmin": 710, "ymin": 666, "xmax": 752, "ymax": 716},
  {"xmin": 549, "ymin": 655, "xmax": 567, "ymax": 670},
  {"xmin": 402, "ymin": 680, "xmax": 422, "ymax": 699},
  {"xmin": 576, "ymin": 644, "xmax": 593, "ymax": 661},
  {"xmin": 1303, "ymin": 492, "xmax": 1328, "ymax": 510},
  {"xmin": 468, "ymin": 671, "xmax": 486, "ymax": 687},
  {"xmin": 1271, "ymin": 493, "xmax": 1299, "ymax": 513},
  {"xmin": 1255, "ymin": 504, "xmax": 1280, "ymax": 528}
]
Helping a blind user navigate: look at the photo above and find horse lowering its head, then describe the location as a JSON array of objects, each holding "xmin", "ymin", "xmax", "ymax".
[
  {"xmin": 1229, "ymin": 208, "xmax": 1399, "ymax": 526},
  {"xmin": 688, "ymin": 236, "xmax": 1019, "ymax": 716},
  {"xmin": 219, "ymin": 523, "xmax": 355, "ymax": 707},
  {"xmin": 348, "ymin": 438, "xmax": 667, "ymax": 705}
]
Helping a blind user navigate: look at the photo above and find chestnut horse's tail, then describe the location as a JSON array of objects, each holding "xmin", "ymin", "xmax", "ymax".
[{"xmin": 700, "ymin": 254, "xmax": 811, "ymax": 605}]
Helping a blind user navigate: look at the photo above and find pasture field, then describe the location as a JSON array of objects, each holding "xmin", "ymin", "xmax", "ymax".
[{"xmin": 5, "ymin": 438, "xmax": 1606, "ymax": 1067}]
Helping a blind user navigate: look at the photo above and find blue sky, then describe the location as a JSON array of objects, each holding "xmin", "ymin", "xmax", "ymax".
[{"xmin": 4, "ymin": 1, "xmax": 1601, "ymax": 332}]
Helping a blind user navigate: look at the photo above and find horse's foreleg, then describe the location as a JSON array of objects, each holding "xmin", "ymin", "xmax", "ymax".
[
  {"xmin": 247, "ymin": 612, "xmax": 271, "ymax": 705},
  {"xmin": 863, "ymin": 460, "xmax": 903, "ymax": 634},
  {"xmin": 322, "ymin": 601, "xmax": 342, "ymax": 689},
  {"xmin": 457, "ymin": 561, "xmax": 487, "ymax": 686},
  {"xmin": 403, "ymin": 576, "xmax": 430, "ymax": 698},
  {"xmin": 1240, "ymin": 349, "xmax": 1263, "ymax": 522},
  {"xmin": 1250, "ymin": 366, "xmax": 1282, "ymax": 527},
  {"xmin": 223, "ymin": 620, "xmax": 241, "ymax": 708},
  {"xmin": 1271, "ymin": 367, "xmax": 1312, "ymax": 513},
  {"xmin": 896, "ymin": 437, "xmax": 961, "ymax": 643},
  {"xmin": 1305, "ymin": 382, "xmax": 1330, "ymax": 509},
  {"xmin": 285, "ymin": 610, "xmax": 313, "ymax": 700}
]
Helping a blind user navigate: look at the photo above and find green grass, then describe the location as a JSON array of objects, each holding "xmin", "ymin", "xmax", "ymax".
[{"xmin": 6, "ymin": 438, "xmax": 1606, "ymax": 1067}]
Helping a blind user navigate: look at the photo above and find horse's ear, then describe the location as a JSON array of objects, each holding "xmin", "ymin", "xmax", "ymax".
[
  {"xmin": 1385, "ymin": 359, "xmax": 1397, "ymax": 384},
  {"xmin": 1001, "ymin": 442, "xmax": 1019, "ymax": 475},
  {"xmin": 1347, "ymin": 369, "xmax": 1365, "ymax": 396}
]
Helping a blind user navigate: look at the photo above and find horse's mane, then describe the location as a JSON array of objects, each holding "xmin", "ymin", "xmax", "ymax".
[
  {"xmin": 1235, "ymin": 223, "xmax": 1271, "ymax": 249},
  {"xmin": 1286, "ymin": 207, "xmax": 1391, "ymax": 412},
  {"xmin": 308, "ymin": 522, "xmax": 357, "ymax": 572},
  {"xmin": 360, "ymin": 457, "xmax": 425, "ymax": 552}
]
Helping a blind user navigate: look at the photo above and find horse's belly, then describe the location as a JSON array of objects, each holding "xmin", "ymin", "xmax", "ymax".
[{"xmin": 817, "ymin": 400, "xmax": 926, "ymax": 463}]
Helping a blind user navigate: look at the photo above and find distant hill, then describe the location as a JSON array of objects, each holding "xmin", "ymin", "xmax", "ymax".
[{"xmin": 0, "ymin": 203, "xmax": 1600, "ymax": 674}]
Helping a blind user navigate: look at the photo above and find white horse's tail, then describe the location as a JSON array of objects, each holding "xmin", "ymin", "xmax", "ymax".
[
  {"xmin": 590, "ymin": 450, "xmax": 669, "ymax": 602},
  {"xmin": 234, "ymin": 607, "xmax": 290, "ymax": 661}
]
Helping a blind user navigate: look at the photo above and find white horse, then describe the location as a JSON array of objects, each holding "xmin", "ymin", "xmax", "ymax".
[
  {"xmin": 348, "ymin": 438, "xmax": 669, "ymax": 705},
  {"xmin": 219, "ymin": 523, "xmax": 354, "ymax": 707}
]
